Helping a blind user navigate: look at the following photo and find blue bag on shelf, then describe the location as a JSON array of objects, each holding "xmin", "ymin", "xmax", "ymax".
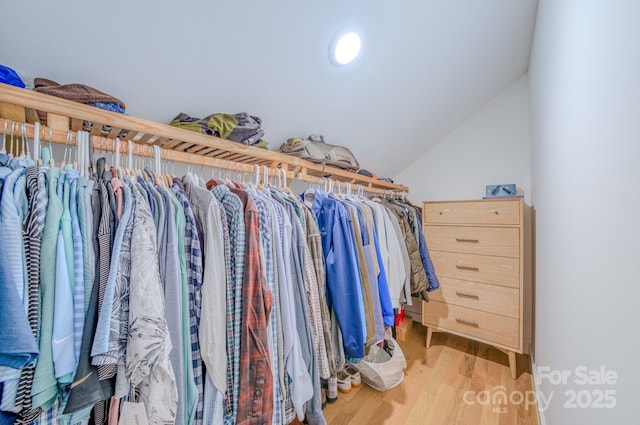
[{"xmin": 0, "ymin": 65, "xmax": 25, "ymax": 88}]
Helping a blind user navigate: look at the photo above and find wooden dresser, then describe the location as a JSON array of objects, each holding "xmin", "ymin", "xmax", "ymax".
[{"xmin": 422, "ymin": 198, "xmax": 523, "ymax": 378}]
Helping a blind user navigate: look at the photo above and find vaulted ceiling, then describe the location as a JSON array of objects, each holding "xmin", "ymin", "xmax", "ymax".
[{"xmin": 1, "ymin": 0, "xmax": 537, "ymax": 178}]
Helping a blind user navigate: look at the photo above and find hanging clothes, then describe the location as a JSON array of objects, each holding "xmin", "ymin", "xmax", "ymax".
[{"xmin": 0, "ymin": 131, "xmax": 438, "ymax": 425}]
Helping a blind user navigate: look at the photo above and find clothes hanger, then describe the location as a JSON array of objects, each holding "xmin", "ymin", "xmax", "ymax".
[
  {"xmin": 32, "ymin": 122, "xmax": 41, "ymax": 165},
  {"xmin": 19, "ymin": 122, "xmax": 30, "ymax": 161},
  {"xmin": 144, "ymin": 145, "xmax": 157, "ymax": 184},
  {"xmin": 137, "ymin": 145, "xmax": 144, "ymax": 179},
  {"xmin": 126, "ymin": 141, "xmax": 135, "ymax": 177},
  {"xmin": 279, "ymin": 168, "xmax": 294, "ymax": 195},
  {"xmin": 114, "ymin": 137, "xmax": 122, "ymax": 180},
  {"xmin": 169, "ymin": 150, "xmax": 176, "ymax": 182},
  {"xmin": 79, "ymin": 131, "xmax": 87, "ymax": 178},
  {"xmin": 165, "ymin": 149, "xmax": 174, "ymax": 186},
  {"xmin": 252, "ymin": 164, "xmax": 261, "ymax": 190},
  {"xmin": 198, "ymin": 155, "xmax": 207, "ymax": 187},
  {"xmin": 103, "ymin": 138, "xmax": 110, "ymax": 170},
  {"xmin": 60, "ymin": 130, "xmax": 71, "ymax": 169},
  {"xmin": 1, "ymin": 119, "xmax": 7, "ymax": 156},
  {"xmin": 72, "ymin": 131, "xmax": 79, "ymax": 170},
  {"xmin": 72, "ymin": 131, "xmax": 80, "ymax": 170},
  {"xmin": 231, "ymin": 162, "xmax": 243, "ymax": 189},
  {"xmin": 76, "ymin": 130, "xmax": 82, "ymax": 176},
  {"xmin": 42, "ymin": 127, "xmax": 53, "ymax": 167},
  {"xmin": 8, "ymin": 121, "xmax": 15, "ymax": 158},
  {"xmin": 223, "ymin": 162, "xmax": 234, "ymax": 187},
  {"xmin": 152, "ymin": 145, "xmax": 162, "ymax": 186},
  {"xmin": 158, "ymin": 148, "xmax": 168, "ymax": 187}
]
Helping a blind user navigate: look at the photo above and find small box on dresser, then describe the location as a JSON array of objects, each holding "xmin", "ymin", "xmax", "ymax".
[{"xmin": 422, "ymin": 198, "xmax": 524, "ymax": 379}]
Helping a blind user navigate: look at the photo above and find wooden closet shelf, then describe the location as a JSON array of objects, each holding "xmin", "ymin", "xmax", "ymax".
[{"xmin": 0, "ymin": 83, "xmax": 408, "ymax": 193}]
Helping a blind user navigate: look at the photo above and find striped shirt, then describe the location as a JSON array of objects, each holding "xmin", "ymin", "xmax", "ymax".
[
  {"xmin": 96, "ymin": 178, "xmax": 116, "ymax": 380},
  {"xmin": 172, "ymin": 179, "xmax": 204, "ymax": 425},
  {"xmin": 287, "ymin": 195, "xmax": 331, "ymax": 380},
  {"xmin": 269, "ymin": 198, "xmax": 296, "ymax": 424},
  {"xmin": 67, "ymin": 170, "xmax": 85, "ymax": 365},
  {"xmin": 14, "ymin": 165, "xmax": 47, "ymax": 414},
  {"xmin": 210, "ymin": 184, "xmax": 245, "ymax": 425},
  {"xmin": 299, "ymin": 202, "xmax": 336, "ymax": 377},
  {"xmin": 91, "ymin": 183, "xmax": 133, "ymax": 370}
]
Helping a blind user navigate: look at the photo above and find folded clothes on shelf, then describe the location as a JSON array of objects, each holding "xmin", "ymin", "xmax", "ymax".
[{"xmin": 34, "ymin": 77, "xmax": 126, "ymax": 112}]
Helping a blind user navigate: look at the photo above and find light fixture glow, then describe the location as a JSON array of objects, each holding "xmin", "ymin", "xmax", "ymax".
[{"xmin": 332, "ymin": 31, "xmax": 361, "ymax": 65}]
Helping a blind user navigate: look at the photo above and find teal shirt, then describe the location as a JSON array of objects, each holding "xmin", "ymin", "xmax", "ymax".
[
  {"xmin": 32, "ymin": 166, "xmax": 62, "ymax": 410},
  {"xmin": 51, "ymin": 167, "xmax": 75, "ymax": 385},
  {"xmin": 168, "ymin": 189, "xmax": 197, "ymax": 425}
]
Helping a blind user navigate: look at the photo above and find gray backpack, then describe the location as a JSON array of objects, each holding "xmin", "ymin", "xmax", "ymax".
[{"xmin": 278, "ymin": 135, "xmax": 360, "ymax": 171}]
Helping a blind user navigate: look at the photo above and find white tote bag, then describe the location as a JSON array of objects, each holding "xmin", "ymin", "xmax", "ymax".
[{"xmin": 351, "ymin": 338, "xmax": 407, "ymax": 391}]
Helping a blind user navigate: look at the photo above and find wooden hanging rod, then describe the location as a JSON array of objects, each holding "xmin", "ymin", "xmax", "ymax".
[
  {"xmin": 0, "ymin": 83, "xmax": 409, "ymax": 193},
  {"xmin": 0, "ymin": 117, "xmax": 282, "ymax": 173},
  {"xmin": 0, "ymin": 117, "xmax": 397, "ymax": 196}
]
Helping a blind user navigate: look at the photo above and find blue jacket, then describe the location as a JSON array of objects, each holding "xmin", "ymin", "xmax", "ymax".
[{"xmin": 310, "ymin": 191, "xmax": 365, "ymax": 362}]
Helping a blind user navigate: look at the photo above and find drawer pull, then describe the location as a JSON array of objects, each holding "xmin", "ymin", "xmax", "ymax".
[
  {"xmin": 456, "ymin": 318, "xmax": 479, "ymax": 327},
  {"xmin": 456, "ymin": 265, "xmax": 480, "ymax": 271},
  {"xmin": 493, "ymin": 210, "xmax": 500, "ymax": 215},
  {"xmin": 455, "ymin": 238, "xmax": 479, "ymax": 243},
  {"xmin": 456, "ymin": 292, "xmax": 480, "ymax": 300}
]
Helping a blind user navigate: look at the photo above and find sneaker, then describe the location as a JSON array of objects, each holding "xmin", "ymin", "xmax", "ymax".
[
  {"xmin": 336, "ymin": 369, "xmax": 352, "ymax": 394},
  {"xmin": 327, "ymin": 376, "xmax": 338, "ymax": 403},
  {"xmin": 345, "ymin": 364, "xmax": 362, "ymax": 387}
]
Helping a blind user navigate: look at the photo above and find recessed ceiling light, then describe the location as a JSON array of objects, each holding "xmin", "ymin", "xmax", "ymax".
[{"xmin": 330, "ymin": 30, "xmax": 361, "ymax": 66}]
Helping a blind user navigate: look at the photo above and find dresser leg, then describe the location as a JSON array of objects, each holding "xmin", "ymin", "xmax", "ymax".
[
  {"xmin": 508, "ymin": 351, "xmax": 517, "ymax": 379},
  {"xmin": 426, "ymin": 327, "xmax": 433, "ymax": 349}
]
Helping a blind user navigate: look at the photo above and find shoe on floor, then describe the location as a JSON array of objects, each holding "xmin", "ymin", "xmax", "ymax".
[
  {"xmin": 345, "ymin": 364, "xmax": 362, "ymax": 387},
  {"xmin": 336, "ymin": 369, "xmax": 352, "ymax": 394}
]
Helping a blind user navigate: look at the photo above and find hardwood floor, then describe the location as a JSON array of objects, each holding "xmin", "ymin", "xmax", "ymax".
[{"xmin": 319, "ymin": 323, "xmax": 539, "ymax": 425}]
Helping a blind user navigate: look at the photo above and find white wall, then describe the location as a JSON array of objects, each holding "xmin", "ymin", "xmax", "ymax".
[
  {"xmin": 394, "ymin": 73, "xmax": 531, "ymax": 205},
  {"xmin": 529, "ymin": 1, "xmax": 640, "ymax": 424},
  {"xmin": 0, "ymin": 0, "xmax": 537, "ymax": 178},
  {"xmin": 394, "ymin": 74, "xmax": 533, "ymax": 351}
]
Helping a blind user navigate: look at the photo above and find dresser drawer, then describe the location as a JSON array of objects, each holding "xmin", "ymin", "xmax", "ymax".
[
  {"xmin": 422, "ymin": 300, "xmax": 519, "ymax": 348},
  {"xmin": 429, "ymin": 277, "xmax": 519, "ymax": 318},
  {"xmin": 430, "ymin": 251, "xmax": 519, "ymax": 288},
  {"xmin": 423, "ymin": 200, "xmax": 521, "ymax": 226},
  {"xmin": 424, "ymin": 225, "xmax": 519, "ymax": 257}
]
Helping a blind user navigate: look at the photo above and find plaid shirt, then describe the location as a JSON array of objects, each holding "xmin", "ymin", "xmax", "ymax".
[
  {"xmin": 297, "ymin": 199, "xmax": 337, "ymax": 377},
  {"xmin": 299, "ymin": 203, "xmax": 336, "ymax": 377},
  {"xmin": 284, "ymin": 196, "xmax": 331, "ymax": 380},
  {"xmin": 248, "ymin": 188, "xmax": 285, "ymax": 425},
  {"xmin": 299, "ymin": 215, "xmax": 331, "ymax": 381},
  {"xmin": 231, "ymin": 189, "xmax": 273, "ymax": 425},
  {"xmin": 210, "ymin": 184, "xmax": 245, "ymax": 425},
  {"xmin": 172, "ymin": 179, "xmax": 204, "ymax": 425},
  {"xmin": 269, "ymin": 198, "xmax": 296, "ymax": 423}
]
